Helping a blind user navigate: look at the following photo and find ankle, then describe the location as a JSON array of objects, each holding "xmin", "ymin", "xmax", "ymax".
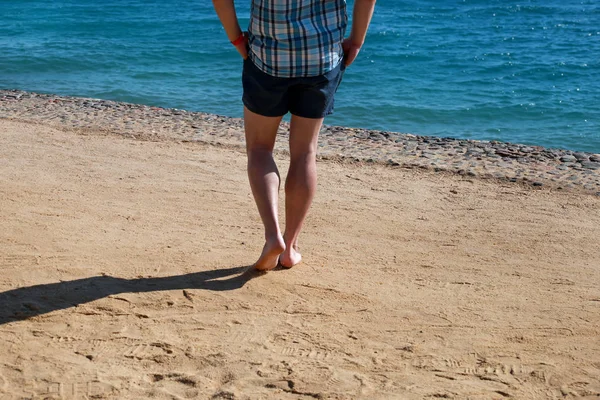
[
  {"xmin": 283, "ymin": 237, "xmax": 298, "ymax": 252},
  {"xmin": 266, "ymin": 234, "xmax": 285, "ymax": 248}
]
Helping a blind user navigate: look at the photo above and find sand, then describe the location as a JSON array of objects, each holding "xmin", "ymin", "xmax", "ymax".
[{"xmin": 1, "ymin": 118, "xmax": 599, "ymax": 399}]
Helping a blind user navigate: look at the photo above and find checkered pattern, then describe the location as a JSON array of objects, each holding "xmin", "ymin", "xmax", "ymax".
[{"xmin": 248, "ymin": 0, "xmax": 348, "ymax": 78}]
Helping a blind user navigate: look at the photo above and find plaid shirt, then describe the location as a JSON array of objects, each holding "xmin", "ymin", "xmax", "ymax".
[{"xmin": 248, "ymin": 0, "xmax": 348, "ymax": 78}]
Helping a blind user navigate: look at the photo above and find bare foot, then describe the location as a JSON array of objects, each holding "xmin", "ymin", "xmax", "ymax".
[
  {"xmin": 279, "ymin": 245, "xmax": 302, "ymax": 269},
  {"xmin": 253, "ymin": 237, "xmax": 286, "ymax": 271}
]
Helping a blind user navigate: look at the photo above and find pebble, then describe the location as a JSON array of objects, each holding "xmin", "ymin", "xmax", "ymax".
[
  {"xmin": 1, "ymin": 89, "xmax": 599, "ymax": 194},
  {"xmin": 496, "ymin": 149, "xmax": 518, "ymax": 158},
  {"xmin": 560, "ymin": 155, "xmax": 577, "ymax": 163},
  {"xmin": 580, "ymin": 161, "xmax": 600, "ymax": 170}
]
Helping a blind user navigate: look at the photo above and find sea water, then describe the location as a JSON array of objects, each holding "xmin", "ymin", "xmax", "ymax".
[{"xmin": 1, "ymin": 0, "xmax": 599, "ymax": 152}]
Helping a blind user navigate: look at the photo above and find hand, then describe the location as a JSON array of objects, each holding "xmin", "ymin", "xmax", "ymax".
[
  {"xmin": 342, "ymin": 38, "xmax": 362, "ymax": 67},
  {"xmin": 233, "ymin": 33, "xmax": 249, "ymax": 60}
]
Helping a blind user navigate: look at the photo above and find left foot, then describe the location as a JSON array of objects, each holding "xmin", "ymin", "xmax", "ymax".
[
  {"xmin": 279, "ymin": 245, "xmax": 302, "ymax": 269},
  {"xmin": 253, "ymin": 237, "xmax": 286, "ymax": 271}
]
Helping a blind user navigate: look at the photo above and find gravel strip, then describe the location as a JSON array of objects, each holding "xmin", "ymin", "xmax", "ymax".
[{"xmin": 2, "ymin": 89, "xmax": 599, "ymax": 195}]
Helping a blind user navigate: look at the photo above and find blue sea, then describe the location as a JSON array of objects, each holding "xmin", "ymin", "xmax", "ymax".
[{"xmin": 1, "ymin": 0, "xmax": 599, "ymax": 152}]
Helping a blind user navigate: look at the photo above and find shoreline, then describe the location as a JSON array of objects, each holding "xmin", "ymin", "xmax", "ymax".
[{"xmin": 2, "ymin": 89, "xmax": 599, "ymax": 195}]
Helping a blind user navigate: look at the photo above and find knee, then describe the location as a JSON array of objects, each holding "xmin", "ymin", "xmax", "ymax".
[
  {"xmin": 289, "ymin": 150, "xmax": 317, "ymax": 165},
  {"xmin": 247, "ymin": 146, "xmax": 273, "ymax": 160},
  {"xmin": 247, "ymin": 147, "xmax": 276, "ymax": 170}
]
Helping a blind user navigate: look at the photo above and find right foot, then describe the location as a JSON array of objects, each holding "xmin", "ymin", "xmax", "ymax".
[
  {"xmin": 279, "ymin": 245, "xmax": 302, "ymax": 269},
  {"xmin": 253, "ymin": 237, "xmax": 286, "ymax": 271}
]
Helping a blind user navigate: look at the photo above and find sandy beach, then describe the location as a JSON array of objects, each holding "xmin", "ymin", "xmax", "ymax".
[{"xmin": 1, "ymin": 95, "xmax": 600, "ymax": 399}]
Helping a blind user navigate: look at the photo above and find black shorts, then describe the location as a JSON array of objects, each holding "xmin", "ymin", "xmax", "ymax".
[{"xmin": 242, "ymin": 57, "xmax": 346, "ymax": 119}]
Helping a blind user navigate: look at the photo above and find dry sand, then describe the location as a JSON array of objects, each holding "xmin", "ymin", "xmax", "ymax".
[{"xmin": 1, "ymin": 119, "xmax": 599, "ymax": 399}]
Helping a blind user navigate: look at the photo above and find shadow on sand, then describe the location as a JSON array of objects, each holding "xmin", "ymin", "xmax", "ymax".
[{"xmin": 0, "ymin": 265, "xmax": 262, "ymax": 325}]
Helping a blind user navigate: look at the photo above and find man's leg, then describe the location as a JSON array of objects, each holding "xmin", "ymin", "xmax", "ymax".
[
  {"xmin": 244, "ymin": 106, "xmax": 286, "ymax": 271},
  {"xmin": 280, "ymin": 114, "xmax": 324, "ymax": 268}
]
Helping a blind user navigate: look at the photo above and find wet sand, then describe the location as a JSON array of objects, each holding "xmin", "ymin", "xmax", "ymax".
[{"xmin": 1, "ymin": 95, "xmax": 600, "ymax": 399}]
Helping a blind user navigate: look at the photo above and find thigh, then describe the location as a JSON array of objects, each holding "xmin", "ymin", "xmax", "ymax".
[
  {"xmin": 288, "ymin": 114, "xmax": 324, "ymax": 158},
  {"xmin": 244, "ymin": 106, "xmax": 284, "ymax": 153}
]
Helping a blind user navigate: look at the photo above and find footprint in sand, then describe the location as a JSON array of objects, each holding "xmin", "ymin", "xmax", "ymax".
[
  {"xmin": 0, "ymin": 254, "xmax": 38, "ymax": 267},
  {"xmin": 51, "ymin": 335, "xmax": 80, "ymax": 343},
  {"xmin": 123, "ymin": 342, "xmax": 175, "ymax": 361},
  {"xmin": 148, "ymin": 371, "xmax": 225, "ymax": 399},
  {"xmin": 280, "ymin": 347, "xmax": 332, "ymax": 361},
  {"xmin": 73, "ymin": 338, "xmax": 112, "ymax": 360},
  {"xmin": 283, "ymin": 367, "xmax": 371, "ymax": 396}
]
